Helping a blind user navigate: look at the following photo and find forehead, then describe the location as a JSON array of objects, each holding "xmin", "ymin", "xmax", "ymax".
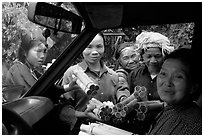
[
  {"xmin": 31, "ymin": 42, "xmax": 46, "ymax": 50},
  {"xmin": 162, "ymin": 59, "xmax": 190, "ymax": 73},
  {"xmin": 121, "ymin": 47, "xmax": 136, "ymax": 56},
  {"xmin": 144, "ymin": 47, "xmax": 162, "ymax": 54},
  {"xmin": 89, "ymin": 34, "xmax": 104, "ymax": 45}
]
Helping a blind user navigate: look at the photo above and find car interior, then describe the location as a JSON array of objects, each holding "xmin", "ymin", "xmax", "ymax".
[{"xmin": 2, "ymin": 2, "xmax": 201, "ymax": 135}]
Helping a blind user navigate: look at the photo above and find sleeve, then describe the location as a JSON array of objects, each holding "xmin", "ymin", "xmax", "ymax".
[
  {"xmin": 116, "ymin": 69, "xmax": 130, "ymax": 102},
  {"xmin": 5, "ymin": 64, "xmax": 35, "ymax": 91},
  {"xmin": 128, "ymin": 65, "xmax": 143, "ymax": 94},
  {"xmin": 5, "ymin": 69, "xmax": 16, "ymax": 86},
  {"xmin": 62, "ymin": 66, "xmax": 74, "ymax": 86}
]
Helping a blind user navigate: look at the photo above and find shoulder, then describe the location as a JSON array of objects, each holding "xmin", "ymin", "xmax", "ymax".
[
  {"xmin": 106, "ymin": 65, "xmax": 117, "ymax": 76},
  {"xmin": 8, "ymin": 61, "xmax": 28, "ymax": 74},
  {"xmin": 179, "ymin": 103, "xmax": 202, "ymax": 134},
  {"xmin": 181, "ymin": 103, "xmax": 202, "ymax": 122},
  {"xmin": 105, "ymin": 65, "xmax": 119, "ymax": 82},
  {"xmin": 129, "ymin": 63, "xmax": 147, "ymax": 76},
  {"xmin": 116, "ymin": 68, "xmax": 128, "ymax": 78},
  {"xmin": 64, "ymin": 64, "xmax": 79, "ymax": 75},
  {"xmin": 116, "ymin": 68, "xmax": 128, "ymax": 75},
  {"xmin": 133, "ymin": 63, "xmax": 146, "ymax": 72}
]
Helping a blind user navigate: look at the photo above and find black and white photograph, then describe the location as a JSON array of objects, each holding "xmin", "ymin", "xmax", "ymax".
[{"xmin": 2, "ymin": 2, "xmax": 202, "ymax": 135}]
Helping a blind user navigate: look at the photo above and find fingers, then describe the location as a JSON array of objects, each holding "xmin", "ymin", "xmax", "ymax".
[
  {"xmin": 89, "ymin": 98, "xmax": 103, "ymax": 108},
  {"xmin": 63, "ymin": 77, "xmax": 77, "ymax": 91},
  {"xmin": 69, "ymin": 77, "xmax": 77, "ymax": 87},
  {"xmin": 85, "ymin": 111, "xmax": 101, "ymax": 121}
]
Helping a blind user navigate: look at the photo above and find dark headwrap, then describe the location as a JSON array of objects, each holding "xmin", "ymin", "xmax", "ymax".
[
  {"xmin": 114, "ymin": 42, "xmax": 139, "ymax": 70},
  {"xmin": 114, "ymin": 42, "xmax": 135, "ymax": 60}
]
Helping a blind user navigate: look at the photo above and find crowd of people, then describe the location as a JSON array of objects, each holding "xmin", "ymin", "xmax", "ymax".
[{"xmin": 4, "ymin": 27, "xmax": 202, "ymax": 135}]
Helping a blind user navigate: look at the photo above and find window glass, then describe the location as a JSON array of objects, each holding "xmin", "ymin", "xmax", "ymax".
[
  {"xmin": 2, "ymin": 2, "xmax": 194, "ymax": 102},
  {"xmin": 2, "ymin": 2, "xmax": 81, "ymax": 102}
]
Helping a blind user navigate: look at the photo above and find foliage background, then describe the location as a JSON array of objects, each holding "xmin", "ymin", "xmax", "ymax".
[{"xmin": 2, "ymin": 2, "xmax": 194, "ymax": 80}]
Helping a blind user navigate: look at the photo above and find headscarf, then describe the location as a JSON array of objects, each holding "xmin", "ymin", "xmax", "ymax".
[
  {"xmin": 136, "ymin": 31, "xmax": 174, "ymax": 56},
  {"xmin": 114, "ymin": 42, "xmax": 139, "ymax": 60},
  {"xmin": 114, "ymin": 42, "xmax": 140, "ymax": 70}
]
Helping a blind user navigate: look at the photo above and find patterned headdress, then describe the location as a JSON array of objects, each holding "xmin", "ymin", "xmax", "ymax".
[{"xmin": 136, "ymin": 31, "xmax": 174, "ymax": 56}]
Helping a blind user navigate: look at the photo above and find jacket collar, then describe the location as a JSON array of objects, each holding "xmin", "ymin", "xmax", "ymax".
[{"xmin": 79, "ymin": 60, "xmax": 108, "ymax": 75}]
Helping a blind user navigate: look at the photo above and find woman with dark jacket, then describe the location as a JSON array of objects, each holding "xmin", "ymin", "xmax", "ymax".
[
  {"xmin": 6, "ymin": 26, "xmax": 47, "ymax": 95},
  {"xmin": 114, "ymin": 42, "xmax": 141, "ymax": 102},
  {"xmin": 148, "ymin": 48, "xmax": 201, "ymax": 135},
  {"xmin": 127, "ymin": 31, "xmax": 174, "ymax": 134}
]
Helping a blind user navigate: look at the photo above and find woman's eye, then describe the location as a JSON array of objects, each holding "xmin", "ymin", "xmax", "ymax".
[
  {"xmin": 155, "ymin": 54, "xmax": 162, "ymax": 58},
  {"xmin": 96, "ymin": 44, "xmax": 103, "ymax": 48},
  {"xmin": 36, "ymin": 49, "xmax": 47, "ymax": 53},
  {"xmin": 87, "ymin": 45, "xmax": 92, "ymax": 48},
  {"xmin": 174, "ymin": 74, "xmax": 184, "ymax": 79},
  {"xmin": 122, "ymin": 56, "xmax": 129, "ymax": 60},
  {"xmin": 159, "ymin": 71, "xmax": 166, "ymax": 77},
  {"xmin": 36, "ymin": 50, "xmax": 42, "ymax": 53},
  {"xmin": 144, "ymin": 54, "xmax": 151, "ymax": 59},
  {"xmin": 131, "ymin": 54, "xmax": 136, "ymax": 59},
  {"xmin": 43, "ymin": 49, "xmax": 47, "ymax": 53}
]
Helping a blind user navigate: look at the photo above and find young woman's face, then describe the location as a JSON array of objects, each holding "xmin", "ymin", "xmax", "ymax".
[
  {"xmin": 143, "ymin": 47, "xmax": 163, "ymax": 74},
  {"xmin": 26, "ymin": 42, "xmax": 47, "ymax": 67},
  {"xmin": 157, "ymin": 59, "xmax": 192, "ymax": 105},
  {"xmin": 119, "ymin": 46, "xmax": 139, "ymax": 70},
  {"xmin": 83, "ymin": 34, "xmax": 104, "ymax": 64}
]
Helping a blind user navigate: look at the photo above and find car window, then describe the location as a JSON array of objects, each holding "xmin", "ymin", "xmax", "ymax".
[
  {"xmin": 2, "ymin": 2, "xmax": 195, "ymax": 103},
  {"xmin": 100, "ymin": 23, "xmax": 194, "ymax": 69},
  {"xmin": 2, "ymin": 2, "xmax": 82, "ymax": 102}
]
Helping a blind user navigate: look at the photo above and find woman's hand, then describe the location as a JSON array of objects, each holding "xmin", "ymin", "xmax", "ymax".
[
  {"xmin": 63, "ymin": 77, "xmax": 77, "ymax": 92},
  {"xmin": 74, "ymin": 109, "xmax": 101, "ymax": 121},
  {"xmin": 84, "ymin": 108, "xmax": 101, "ymax": 121},
  {"xmin": 82, "ymin": 101, "xmax": 101, "ymax": 121}
]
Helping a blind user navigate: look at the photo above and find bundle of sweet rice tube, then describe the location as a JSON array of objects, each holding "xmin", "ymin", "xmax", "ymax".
[
  {"xmin": 87, "ymin": 97, "xmax": 164, "ymax": 123},
  {"xmin": 72, "ymin": 68, "xmax": 99, "ymax": 95},
  {"xmin": 80, "ymin": 122, "xmax": 135, "ymax": 135},
  {"xmin": 120, "ymin": 85, "xmax": 164, "ymax": 114},
  {"xmin": 87, "ymin": 98, "xmax": 114, "ymax": 122}
]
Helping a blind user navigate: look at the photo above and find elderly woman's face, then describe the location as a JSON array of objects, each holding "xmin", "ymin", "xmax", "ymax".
[
  {"xmin": 26, "ymin": 42, "xmax": 47, "ymax": 67},
  {"xmin": 142, "ymin": 47, "xmax": 163, "ymax": 74},
  {"xmin": 119, "ymin": 46, "xmax": 139, "ymax": 70},
  {"xmin": 157, "ymin": 59, "xmax": 192, "ymax": 105}
]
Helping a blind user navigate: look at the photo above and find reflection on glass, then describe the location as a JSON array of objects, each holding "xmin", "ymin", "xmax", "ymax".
[
  {"xmin": 35, "ymin": 15, "xmax": 57, "ymax": 29},
  {"xmin": 60, "ymin": 19, "xmax": 72, "ymax": 32},
  {"xmin": 35, "ymin": 15, "xmax": 73, "ymax": 33}
]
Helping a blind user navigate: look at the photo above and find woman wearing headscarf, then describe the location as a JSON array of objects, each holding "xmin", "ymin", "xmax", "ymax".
[
  {"xmin": 128, "ymin": 31, "xmax": 174, "ymax": 99},
  {"xmin": 114, "ymin": 42, "xmax": 140, "ymax": 102},
  {"xmin": 127, "ymin": 31, "xmax": 174, "ymax": 134}
]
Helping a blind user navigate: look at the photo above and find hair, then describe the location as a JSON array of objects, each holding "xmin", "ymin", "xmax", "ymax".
[
  {"xmin": 114, "ymin": 42, "xmax": 135, "ymax": 60},
  {"xmin": 97, "ymin": 32, "xmax": 106, "ymax": 63},
  {"xmin": 136, "ymin": 31, "xmax": 174, "ymax": 57},
  {"xmin": 164, "ymin": 48, "xmax": 201, "ymax": 100},
  {"xmin": 18, "ymin": 47, "xmax": 28, "ymax": 63},
  {"xmin": 18, "ymin": 27, "xmax": 45, "ymax": 63},
  {"xmin": 98, "ymin": 32, "xmax": 105, "ymax": 45}
]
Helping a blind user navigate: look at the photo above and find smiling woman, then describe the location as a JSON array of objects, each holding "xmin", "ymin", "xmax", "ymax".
[
  {"xmin": 148, "ymin": 48, "xmax": 202, "ymax": 135},
  {"xmin": 2, "ymin": 2, "xmax": 201, "ymax": 135}
]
